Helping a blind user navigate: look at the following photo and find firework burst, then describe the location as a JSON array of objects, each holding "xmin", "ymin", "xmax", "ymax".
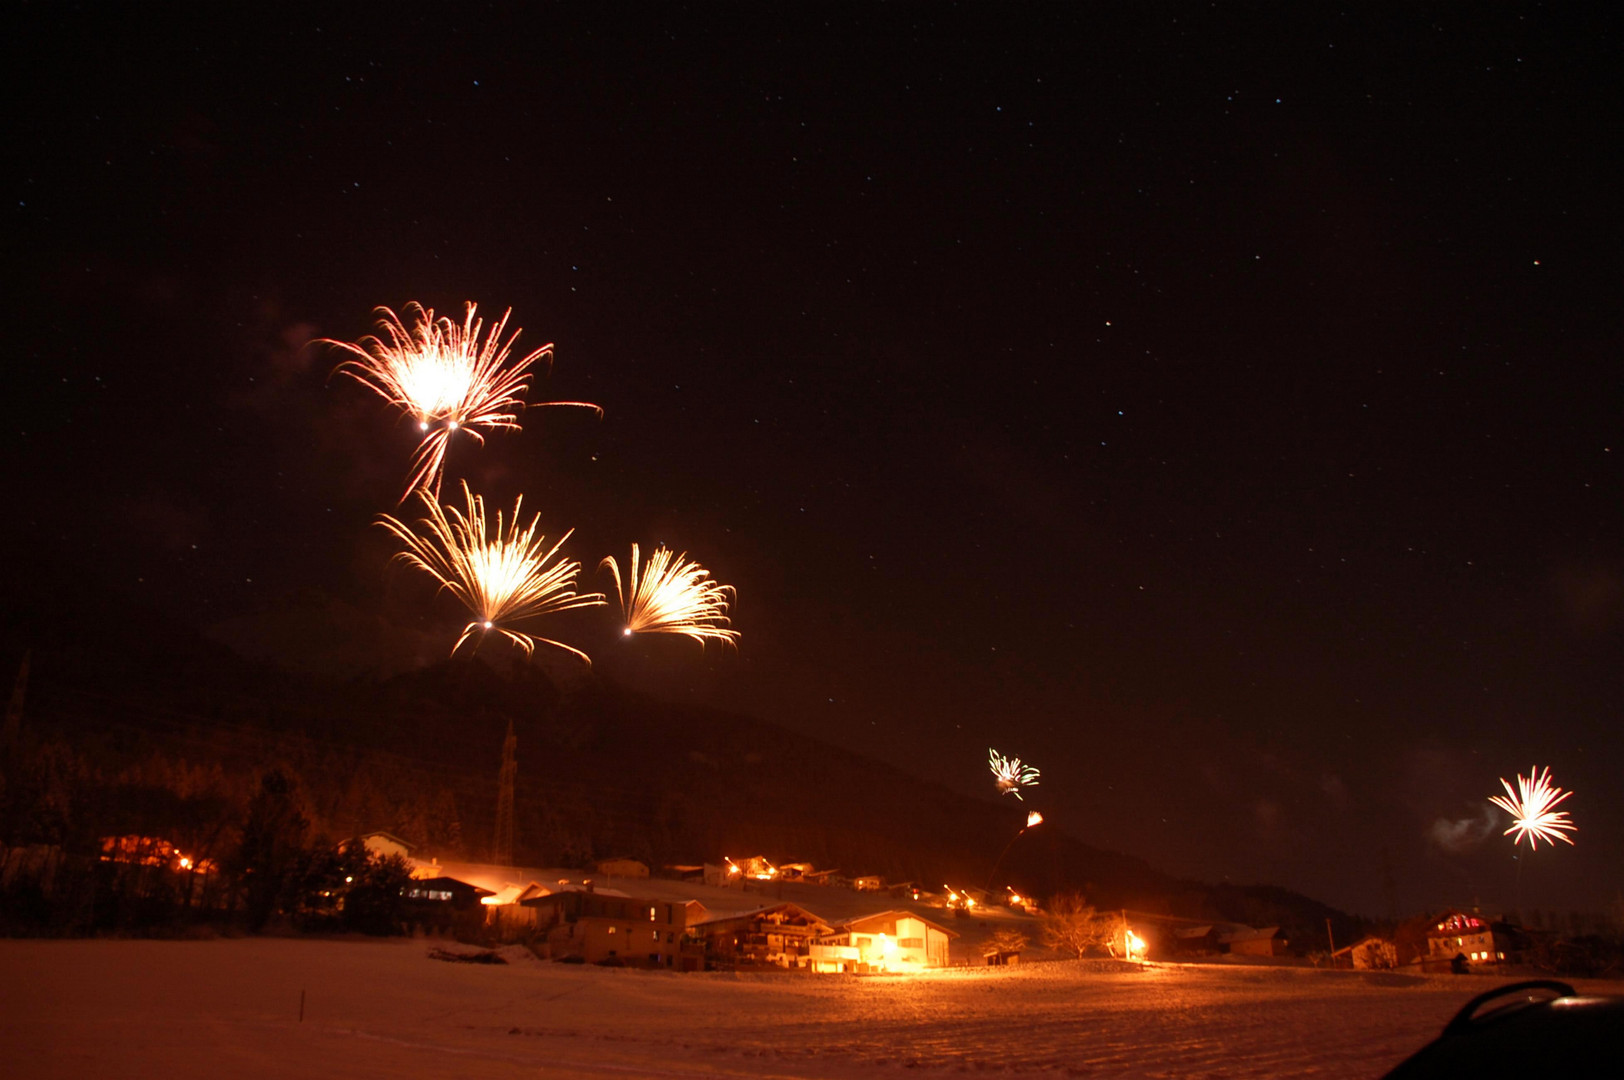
[
  {"xmin": 1487, "ymin": 765, "xmax": 1577, "ymax": 850},
  {"xmin": 325, "ymin": 301, "xmax": 600, "ymax": 499},
  {"xmin": 378, "ymin": 481, "xmax": 605, "ymax": 662},
  {"xmin": 600, "ymin": 544, "xmax": 738, "ymax": 647},
  {"xmin": 988, "ymin": 748, "xmax": 1040, "ymax": 800}
]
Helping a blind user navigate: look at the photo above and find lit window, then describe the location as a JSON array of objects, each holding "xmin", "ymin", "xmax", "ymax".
[
  {"xmin": 649, "ymin": 906, "xmax": 657, "ymax": 921},
  {"xmin": 652, "ymin": 930, "xmax": 659, "ymax": 941},
  {"xmin": 608, "ymin": 926, "xmax": 616, "ymax": 935}
]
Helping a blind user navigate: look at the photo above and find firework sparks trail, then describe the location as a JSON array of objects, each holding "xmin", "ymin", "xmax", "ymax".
[
  {"xmin": 324, "ymin": 302, "xmax": 601, "ymax": 499},
  {"xmin": 378, "ymin": 481, "xmax": 605, "ymax": 663},
  {"xmin": 988, "ymin": 748, "xmax": 1040, "ymax": 800},
  {"xmin": 1487, "ymin": 765, "xmax": 1577, "ymax": 850},
  {"xmin": 600, "ymin": 544, "xmax": 739, "ymax": 647}
]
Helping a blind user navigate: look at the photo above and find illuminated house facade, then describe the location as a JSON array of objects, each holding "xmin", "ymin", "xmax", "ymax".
[
  {"xmin": 524, "ymin": 890, "xmax": 689, "ymax": 968},
  {"xmin": 1424, "ymin": 910, "xmax": 1512, "ymax": 968},
  {"xmin": 724, "ymin": 855, "xmax": 780, "ymax": 881},
  {"xmin": 810, "ymin": 910, "xmax": 958, "ymax": 973},
  {"xmin": 688, "ymin": 903, "xmax": 833, "ymax": 969}
]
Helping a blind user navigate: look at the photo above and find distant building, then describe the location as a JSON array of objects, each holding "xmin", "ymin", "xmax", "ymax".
[
  {"xmin": 1171, "ymin": 925, "xmax": 1221, "ymax": 955},
  {"xmin": 354, "ymin": 831, "xmax": 414, "ymax": 860},
  {"xmin": 524, "ymin": 890, "xmax": 689, "ymax": 968},
  {"xmin": 812, "ymin": 910, "xmax": 958, "ymax": 972},
  {"xmin": 664, "ymin": 863, "xmax": 726, "ymax": 887},
  {"xmin": 1333, "ymin": 935, "xmax": 1398, "ymax": 970},
  {"xmin": 1220, "ymin": 925, "xmax": 1287, "ymax": 957},
  {"xmin": 403, "ymin": 876, "xmax": 493, "ymax": 935},
  {"xmin": 595, "ymin": 857, "xmax": 650, "ymax": 878},
  {"xmin": 724, "ymin": 855, "xmax": 779, "ymax": 881},
  {"xmin": 689, "ymin": 902, "xmax": 833, "ymax": 969},
  {"xmin": 851, "ymin": 875, "xmax": 884, "ymax": 892},
  {"xmin": 1422, "ymin": 910, "xmax": 1512, "ymax": 971},
  {"xmin": 480, "ymin": 881, "xmax": 556, "ymax": 936}
]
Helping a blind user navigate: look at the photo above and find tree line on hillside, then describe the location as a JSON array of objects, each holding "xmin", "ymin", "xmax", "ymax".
[{"xmin": 0, "ymin": 727, "xmax": 449, "ymax": 936}]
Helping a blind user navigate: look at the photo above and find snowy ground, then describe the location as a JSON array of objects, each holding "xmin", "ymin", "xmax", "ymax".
[{"xmin": 5, "ymin": 939, "xmax": 1621, "ymax": 1079}]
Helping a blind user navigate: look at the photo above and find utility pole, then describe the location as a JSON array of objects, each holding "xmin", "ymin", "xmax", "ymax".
[
  {"xmin": 1325, "ymin": 917, "xmax": 1336, "ymax": 957},
  {"xmin": 493, "ymin": 720, "xmax": 516, "ymax": 867}
]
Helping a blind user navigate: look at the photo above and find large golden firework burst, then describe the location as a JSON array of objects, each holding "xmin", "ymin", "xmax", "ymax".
[
  {"xmin": 325, "ymin": 301, "xmax": 600, "ymax": 499},
  {"xmin": 379, "ymin": 481, "xmax": 604, "ymax": 662},
  {"xmin": 600, "ymin": 543, "xmax": 738, "ymax": 647}
]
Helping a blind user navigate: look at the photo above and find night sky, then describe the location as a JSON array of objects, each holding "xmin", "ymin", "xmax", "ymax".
[{"xmin": 9, "ymin": 5, "xmax": 1621, "ymax": 918}]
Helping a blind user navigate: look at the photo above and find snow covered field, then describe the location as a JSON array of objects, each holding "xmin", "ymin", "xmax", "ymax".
[{"xmin": 5, "ymin": 939, "xmax": 1621, "ymax": 1078}]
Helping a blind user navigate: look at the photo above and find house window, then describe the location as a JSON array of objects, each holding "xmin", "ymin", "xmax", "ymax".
[
  {"xmin": 607, "ymin": 926, "xmax": 616, "ymax": 934},
  {"xmin": 649, "ymin": 906, "xmax": 657, "ymax": 921},
  {"xmin": 652, "ymin": 930, "xmax": 660, "ymax": 941}
]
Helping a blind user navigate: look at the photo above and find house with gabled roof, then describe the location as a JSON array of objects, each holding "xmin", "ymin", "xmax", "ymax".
[
  {"xmin": 687, "ymin": 902, "xmax": 833, "ymax": 969},
  {"xmin": 1414, "ymin": 908, "xmax": 1514, "ymax": 971},
  {"xmin": 523, "ymin": 889, "xmax": 689, "ymax": 968},
  {"xmin": 1333, "ymin": 935, "xmax": 1397, "ymax": 970},
  {"xmin": 811, "ymin": 909, "xmax": 958, "ymax": 972},
  {"xmin": 353, "ymin": 831, "xmax": 414, "ymax": 860},
  {"xmin": 1220, "ymin": 925, "xmax": 1287, "ymax": 957}
]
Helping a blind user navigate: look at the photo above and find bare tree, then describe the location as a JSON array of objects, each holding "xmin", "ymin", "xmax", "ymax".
[
  {"xmin": 1040, "ymin": 893, "xmax": 1115, "ymax": 959},
  {"xmin": 984, "ymin": 927, "xmax": 1030, "ymax": 957}
]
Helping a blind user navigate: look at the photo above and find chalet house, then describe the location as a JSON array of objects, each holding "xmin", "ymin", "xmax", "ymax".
[
  {"xmin": 811, "ymin": 910, "xmax": 958, "ymax": 973},
  {"xmin": 523, "ymin": 890, "xmax": 688, "ymax": 968},
  {"xmin": 1418, "ymin": 909, "xmax": 1513, "ymax": 971},
  {"xmin": 354, "ymin": 831, "xmax": 414, "ymax": 860},
  {"xmin": 852, "ymin": 875, "xmax": 884, "ymax": 892},
  {"xmin": 1124, "ymin": 911, "xmax": 1284, "ymax": 960},
  {"xmin": 1220, "ymin": 925, "xmax": 1287, "ymax": 957},
  {"xmin": 1171, "ymin": 925, "xmax": 1221, "ymax": 955},
  {"xmin": 664, "ymin": 863, "xmax": 726, "ymax": 886},
  {"xmin": 596, "ymin": 857, "xmax": 650, "ymax": 878},
  {"xmin": 1333, "ymin": 935, "xmax": 1398, "ymax": 971},
  {"xmin": 688, "ymin": 903, "xmax": 833, "ymax": 969},
  {"xmin": 481, "ymin": 882, "xmax": 557, "ymax": 937},
  {"xmin": 402, "ymin": 876, "xmax": 493, "ymax": 935},
  {"xmin": 404, "ymin": 876, "xmax": 494, "ymax": 906}
]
